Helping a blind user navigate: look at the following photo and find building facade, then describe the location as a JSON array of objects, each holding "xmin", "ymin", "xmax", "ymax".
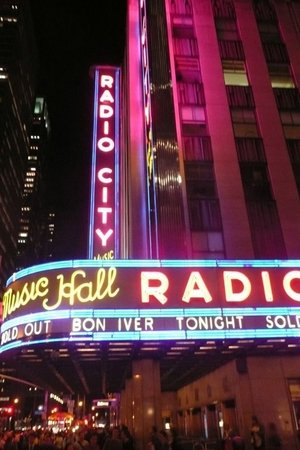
[
  {"xmin": 0, "ymin": 0, "xmax": 37, "ymax": 292},
  {"xmin": 124, "ymin": 0, "xmax": 300, "ymax": 262},
  {"xmin": 121, "ymin": 0, "xmax": 300, "ymax": 448}
]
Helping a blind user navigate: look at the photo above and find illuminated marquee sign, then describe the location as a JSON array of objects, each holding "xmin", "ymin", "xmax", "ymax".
[
  {"xmin": 89, "ymin": 66, "xmax": 120, "ymax": 260},
  {"xmin": 2, "ymin": 259, "xmax": 300, "ymax": 352}
]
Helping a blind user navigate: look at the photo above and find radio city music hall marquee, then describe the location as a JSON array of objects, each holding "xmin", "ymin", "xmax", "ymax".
[
  {"xmin": 1, "ymin": 259, "xmax": 300, "ymax": 353},
  {"xmin": 88, "ymin": 66, "xmax": 120, "ymax": 261}
]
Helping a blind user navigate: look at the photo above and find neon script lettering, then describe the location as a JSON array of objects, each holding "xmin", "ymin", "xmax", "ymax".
[
  {"xmin": 2, "ymin": 268, "xmax": 119, "ymax": 318},
  {"xmin": 3, "ymin": 277, "xmax": 49, "ymax": 319}
]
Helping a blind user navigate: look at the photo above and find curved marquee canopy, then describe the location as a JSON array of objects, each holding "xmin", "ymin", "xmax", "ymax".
[{"xmin": 1, "ymin": 259, "xmax": 300, "ymax": 354}]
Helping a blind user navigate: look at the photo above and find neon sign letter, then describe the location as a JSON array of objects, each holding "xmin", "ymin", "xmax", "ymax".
[{"xmin": 141, "ymin": 271, "xmax": 169, "ymax": 304}]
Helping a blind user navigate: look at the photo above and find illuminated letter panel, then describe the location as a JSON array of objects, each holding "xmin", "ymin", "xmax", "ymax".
[{"xmin": 89, "ymin": 66, "xmax": 120, "ymax": 260}]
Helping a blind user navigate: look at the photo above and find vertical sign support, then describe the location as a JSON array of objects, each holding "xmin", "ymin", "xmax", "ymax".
[{"xmin": 88, "ymin": 66, "xmax": 120, "ymax": 260}]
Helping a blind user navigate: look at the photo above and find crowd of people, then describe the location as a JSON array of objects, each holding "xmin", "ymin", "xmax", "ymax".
[
  {"xmin": 0, "ymin": 425, "xmax": 186, "ymax": 450},
  {"xmin": 0, "ymin": 425, "xmax": 135, "ymax": 450},
  {"xmin": 0, "ymin": 417, "xmax": 284, "ymax": 450},
  {"xmin": 222, "ymin": 415, "xmax": 282, "ymax": 450}
]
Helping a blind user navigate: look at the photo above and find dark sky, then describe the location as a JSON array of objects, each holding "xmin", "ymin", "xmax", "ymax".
[{"xmin": 29, "ymin": 0, "xmax": 127, "ymax": 259}]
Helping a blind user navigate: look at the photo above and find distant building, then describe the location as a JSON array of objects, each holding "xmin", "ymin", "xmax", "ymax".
[
  {"xmin": 0, "ymin": 0, "xmax": 37, "ymax": 292},
  {"xmin": 17, "ymin": 96, "xmax": 52, "ymax": 270}
]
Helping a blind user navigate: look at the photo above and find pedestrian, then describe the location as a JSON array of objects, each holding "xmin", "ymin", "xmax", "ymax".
[
  {"xmin": 266, "ymin": 423, "xmax": 281, "ymax": 450},
  {"xmin": 169, "ymin": 428, "xmax": 182, "ymax": 450},
  {"xmin": 75, "ymin": 431, "xmax": 88, "ymax": 450},
  {"xmin": 250, "ymin": 416, "xmax": 265, "ymax": 450},
  {"xmin": 231, "ymin": 430, "xmax": 245, "ymax": 450},
  {"xmin": 3, "ymin": 432, "xmax": 18, "ymax": 450},
  {"xmin": 102, "ymin": 428, "xmax": 122, "ymax": 450},
  {"xmin": 86, "ymin": 434, "xmax": 100, "ymax": 450},
  {"xmin": 19, "ymin": 432, "xmax": 39, "ymax": 450},
  {"xmin": 158, "ymin": 430, "xmax": 170, "ymax": 450},
  {"xmin": 148, "ymin": 426, "xmax": 162, "ymax": 450},
  {"xmin": 120, "ymin": 426, "xmax": 135, "ymax": 450},
  {"xmin": 222, "ymin": 424, "xmax": 233, "ymax": 450}
]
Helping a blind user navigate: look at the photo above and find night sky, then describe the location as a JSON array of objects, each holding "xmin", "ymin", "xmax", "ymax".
[{"xmin": 29, "ymin": 0, "xmax": 127, "ymax": 259}]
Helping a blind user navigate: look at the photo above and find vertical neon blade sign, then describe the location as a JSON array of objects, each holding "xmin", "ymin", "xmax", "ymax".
[{"xmin": 89, "ymin": 66, "xmax": 120, "ymax": 260}]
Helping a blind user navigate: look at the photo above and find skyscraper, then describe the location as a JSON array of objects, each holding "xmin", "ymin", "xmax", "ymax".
[
  {"xmin": 17, "ymin": 96, "xmax": 51, "ymax": 270},
  {"xmin": 0, "ymin": 0, "xmax": 37, "ymax": 293}
]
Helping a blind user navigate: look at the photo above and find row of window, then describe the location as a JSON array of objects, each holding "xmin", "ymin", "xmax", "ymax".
[
  {"xmin": 173, "ymin": 37, "xmax": 290, "ymax": 66},
  {"xmin": 173, "ymin": 86, "xmax": 300, "ymax": 124},
  {"xmin": 171, "ymin": 0, "xmax": 224, "ymax": 255},
  {"xmin": 170, "ymin": 0, "xmax": 299, "ymax": 258}
]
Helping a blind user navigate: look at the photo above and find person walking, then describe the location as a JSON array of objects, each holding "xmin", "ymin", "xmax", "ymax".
[
  {"xmin": 266, "ymin": 423, "xmax": 281, "ymax": 450},
  {"xmin": 250, "ymin": 416, "xmax": 265, "ymax": 450},
  {"xmin": 120, "ymin": 426, "xmax": 135, "ymax": 450},
  {"xmin": 102, "ymin": 428, "xmax": 122, "ymax": 450}
]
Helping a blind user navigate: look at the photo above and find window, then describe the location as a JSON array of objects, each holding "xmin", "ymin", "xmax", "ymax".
[
  {"xmin": 226, "ymin": 86, "xmax": 255, "ymax": 108},
  {"xmin": 170, "ymin": 0, "xmax": 192, "ymax": 15},
  {"xmin": 254, "ymin": 1, "xmax": 276, "ymax": 21},
  {"xmin": 189, "ymin": 199, "xmax": 222, "ymax": 230},
  {"xmin": 187, "ymin": 179, "xmax": 216, "ymax": 198},
  {"xmin": 230, "ymin": 104, "xmax": 258, "ymax": 138},
  {"xmin": 213, "ymin": 0, "xmax": 235, "ymax": 19},
  {"xmin": 233, "ymin": 122, "xmax": 259, "ymax": 138},
  {"xmin": 185, "ymin": 162, "xmax": 221, "ymax": 231},
  {"xmin": 182, "ymin": 123, "xmax": 208, "ymax": 136},
  {"xmin": 185, "ymin": 162, "xmax": 215, "ymax": 185},
  {"xmin": 273, "ymin": 88, "xmax": 300, "ymax": 110},
  {"xmin": 269, "ymin": 64, "xmax": 295, "ymax": 88},
  {"xmin": 240, "ymin": 163, "xmax": 273, "ymax": 200},
  {"xmin": 287, "ymin": 139, "xmax": 300, "ymax": 195},
  {"xmin": 288, "ymin": 140, "xmax": 300, "ymax": 159},
  {"xmin": 280, "ymin": 111, "xmax": 300, "ymax": 126},
  {"xmin": 173, "ymin": 37, "xmax": 198, "ymax": 56},
  {"xmin": 186, "ymin": 160, "xmax": 214, "ymax": 193},
  {"xmin": 236, "ymin": 138, "xmax": 265, "ymax": 162},
  {"xmin": 184, "ymin": 157, "xmax": 222, "ymax": 232},
  {"xmin": 181, "ymin": 105, "xmax": 206, "ymax": 123},
  {"xmin": 223, "ymin": 60, "xmax": 248, "ymax": 86},
  {"xmin": 215, "ymin": 18, "xmax": 239, "ymax": 40},
  {"xmin": 177, "ymin": 82, "xmax": 205, "ymax": 105},
  {"xmin": 247, "ymin": 201, "xmax": 287, "ymax": 258},
  {"xmin": 173, "ymin": 25, "xmax": 194, "ymax": 39},
  {"xmin": 283, "ymin": 125, "xmax": 300, "ymax": 139},
  {"xmin": 231, "ymin": 109, "xmax": 256, "ymax": 123},
  {"xmin": 191, "ymin": 231, "xmax": 224, "ymax": 257},
  {"xmin": 172, "ymin": 16, "xmax": 193, "ymax": 27},
  {"xmin": 175, "ymin": 57, "xmax": 199, "ymax": 73},
  {"xmin": 183, "ymin": 136, "xmax": 212, "ymax": 161},
  {"xmin": 219, "ymin": 40, "xmax": 244, "ymax": 60},
  {"xmin": 263, "ymin": 42, "xmax": 289, "ymax": 64},
  {"xmin": 176, "ymin": 69, "xmax": 201, "ymax": 83},
  {"xmin": 257, "ymin": 21, "xmax": 282, "ymax": 43}
]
